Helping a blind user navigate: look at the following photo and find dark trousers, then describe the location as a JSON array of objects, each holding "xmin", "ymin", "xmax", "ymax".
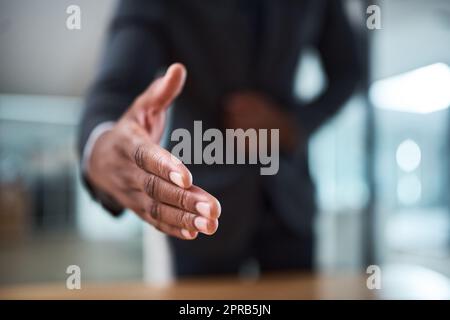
[{"xmin": 171, "ymin": 201, "xmax": 314, "ymax": 277}]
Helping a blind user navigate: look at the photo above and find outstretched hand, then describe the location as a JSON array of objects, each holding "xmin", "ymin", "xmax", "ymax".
[{"xmin": 87, "ymin": 64, "xmax": 221, "ymax": 240}]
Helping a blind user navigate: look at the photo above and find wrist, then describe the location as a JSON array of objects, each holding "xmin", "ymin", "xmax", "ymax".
[
  {"xmin": 82, "ymin": 122, "xmax": 124, "ymax": 215},
  {"xmin": 82, "ymin": 122, "xmax": 115, "ymax": 176}
]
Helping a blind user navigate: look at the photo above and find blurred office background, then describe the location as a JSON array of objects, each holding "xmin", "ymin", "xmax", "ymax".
[{"xmin": 1, "ymin": 0, "xmax": 450, "ymax": 298}]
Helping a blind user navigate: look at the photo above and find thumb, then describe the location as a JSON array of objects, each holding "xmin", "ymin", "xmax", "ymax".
[{"xmin": 142, "ymin": 63, "xmax": 187, "ymax": 113}]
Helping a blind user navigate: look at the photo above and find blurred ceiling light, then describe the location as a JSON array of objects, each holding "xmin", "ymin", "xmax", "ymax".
[
  {"xmin": 370, "ymin": 63, "xmax": 450, "ymax": 114},
  {"xmin": 396, "ymin": 139, "xmax": 421, "ymax": 172}
]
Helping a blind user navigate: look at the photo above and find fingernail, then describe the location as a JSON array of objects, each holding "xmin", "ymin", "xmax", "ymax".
[
  {"xmin": 195, "ymin": 202, "xmax": 211, "ymax": 217},
  {"xmin": 194, "ymin": 217, "xmax": 209, "ymax": 233},
  {"xmin": 169, "ymin": 171, "xmax": 185, "ymax": 188},
  {"xmin": 181, "ymin": 229, "xmax": 196, "ymax": 239},
  {"xmin": 186, "ymin": 170, "xmax": 193, "ymax": 187},
  {"xmin": 216, "ymin": 199, "xmax": 222, "ymax": 218}
]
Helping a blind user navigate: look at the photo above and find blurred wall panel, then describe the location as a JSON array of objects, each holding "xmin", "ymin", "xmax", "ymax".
[
  {"xmin": 372, "ymin": 0, "xmax": 450, "ymax": 80},
  {"xmin": 0, "ymin": 0, "xmax": 116, "ymax": 96}
]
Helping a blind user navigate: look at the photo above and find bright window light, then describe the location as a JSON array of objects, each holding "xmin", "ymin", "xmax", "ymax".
[{"xmin": 370, "ymin": 63, "xmax": 450, "ymax": 114}]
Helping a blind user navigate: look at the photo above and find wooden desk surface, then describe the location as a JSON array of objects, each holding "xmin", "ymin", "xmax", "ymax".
[{"xmin": 0, "ymin": 273, "xmax": 376, "ymax": 300}]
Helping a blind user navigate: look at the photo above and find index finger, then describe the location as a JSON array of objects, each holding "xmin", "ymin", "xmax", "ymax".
[{"xmin": 132, "ymin": 140, "xmax": 193, "ymax": 189}]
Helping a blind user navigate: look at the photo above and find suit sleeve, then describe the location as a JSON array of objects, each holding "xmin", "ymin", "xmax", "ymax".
[
  {"xmin": 77, "ymin": 0, "xmax": 169, "ymax": 214},
  {"xmin": 294, "ymin": 0, "xmax": 362, "ymax": 138}
]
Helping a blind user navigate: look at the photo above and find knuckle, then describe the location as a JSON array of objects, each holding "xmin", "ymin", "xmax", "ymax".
[
  {"xmin": 175, "ymin": 188, "xmax": 188, "ymax": 208},
  {"xmin": 143, "ymin": 175, "xmax": 158, "ymax": 198},
  {"xmin": 149, "ymin": 202, "xmax": 160, "ymax": 221},
  {"xmin": 152, "ymin": 153, "xmax": 166, "ymax": 176},
  {"xmin": 174, "ymin": 210, "xmax": 184, "ymax": 226},
  {"xmin": 176, "ymin": 210, "xmax": 191, "ymax": 229},
  {"xmin": 134, "ymin": 144, "xmax": 146, "ymax": 169},
  {"xmin": 181, "ymin": 211, "xmax": 194, "ymax": 229}
]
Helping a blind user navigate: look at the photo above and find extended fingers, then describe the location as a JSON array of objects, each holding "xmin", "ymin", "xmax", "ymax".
[
  {"xmin": 135, "ymin": 171, "xmax": 221, "ymax": 220},
  {"xmin": 146, "ymin": 201, "xmax": 218, "ymax": 235},
  {"xmin": 151, "ymin": 219, "xmax": 199, "ymax": 240},
  {"xmin": 118, "ymin": 191, "xmax": 216, "ymax": 238},
  {"xmin": 128, "ymin": 139, "xmax": 192, "ymax": 189}
]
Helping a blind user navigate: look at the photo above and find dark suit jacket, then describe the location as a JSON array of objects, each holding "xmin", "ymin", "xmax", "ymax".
[{"xmin": 79, "ymin": 0, "xmax": 360, "ymax": 256}]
